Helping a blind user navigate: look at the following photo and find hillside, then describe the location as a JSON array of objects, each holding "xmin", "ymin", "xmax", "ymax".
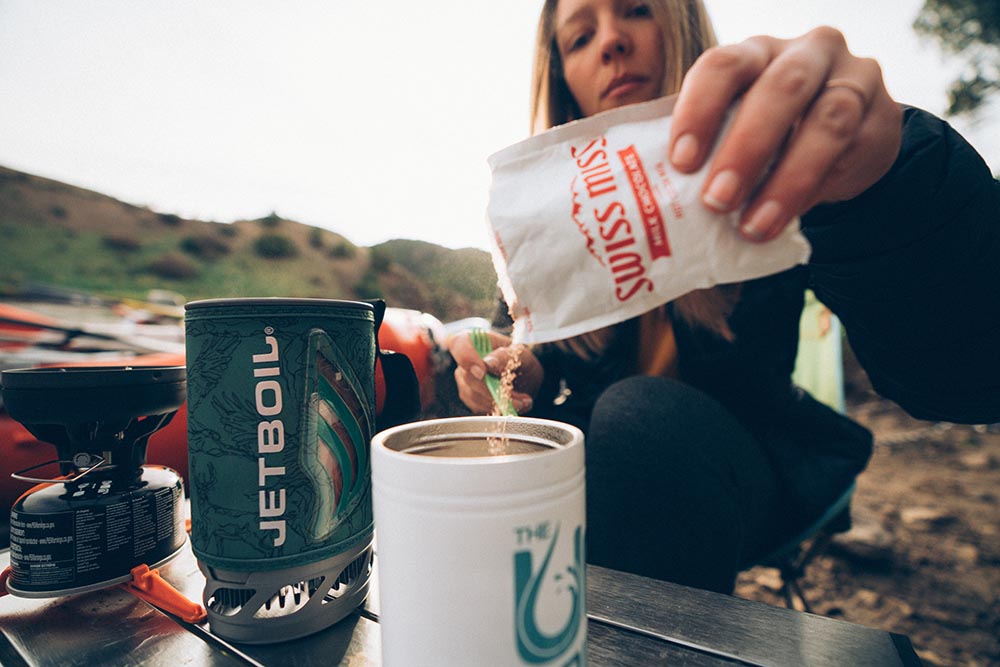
[{"xmin": 0, "ymin": 165, "xmax": 497, "ymax": 323}]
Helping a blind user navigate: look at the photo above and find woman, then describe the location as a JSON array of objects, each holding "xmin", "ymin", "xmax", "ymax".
[{"xmin": 450, "ymin": 0, "xmax": 999, "ymax": 593}]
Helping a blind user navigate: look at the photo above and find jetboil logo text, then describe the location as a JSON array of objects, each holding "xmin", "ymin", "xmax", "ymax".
[
  {"xmin": 514, "ymin": 522, "xmax": 585, "ymax": 666},
  {"xmin": 253, "ymin": 329, "xmax": 287, "ymax": 548}
]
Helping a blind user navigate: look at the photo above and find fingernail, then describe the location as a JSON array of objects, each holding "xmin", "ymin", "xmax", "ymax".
[
  {"xmin": 703, "ymin": 170, "xmax": 741, "ymax": 211},
  {"xmin": 470, "ymin": 365, "xmax": 485, "ymax": 380},
  {"xmin": 741, "ymin": 200, "xmax": 782, "ymax": 241},
  {"xmin": 670, "ymin": 133, "xmax": 699, "ymax": 170},
  {"xmin": 515, "ymin": 397, "xmax": 533, "ymax": 413}
]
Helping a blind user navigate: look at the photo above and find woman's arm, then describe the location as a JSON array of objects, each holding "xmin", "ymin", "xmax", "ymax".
[
  {"xmin": 803, "ymin": 107, "xmax": 1000, "ymax": 424},
  {"xmin": 667, "ymin": 26, "xmax": 998, "ymax": 424}
]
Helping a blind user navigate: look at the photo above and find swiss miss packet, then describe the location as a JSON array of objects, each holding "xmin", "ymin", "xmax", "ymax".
[{"xmin": 486, "ymin": 95, "xmax": 811, "ymax": 345}]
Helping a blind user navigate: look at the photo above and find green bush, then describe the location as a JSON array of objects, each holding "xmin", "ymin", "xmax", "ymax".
[
  {"xmin": 259, "ymin": 212, "xmax": 282, "ymax": 228},
  {"xmin": 254, "ymin": 233, "xmax": 299, "ymax": 259},
  {"xmin": 309, "ymin": 227, "xmax": 325, "ymax": 249},
  {"xmin": 329, "ymin": 241, "xmax": 356, "ymax": 259},
  {"xmin": 369, "ymin": 247, "xmax": 392, "ymax": 273},
  {"xmin": 102, "ymin": 234, "xmax": 142, "ymax": 251},
  {"xmin": 50, "ymin": 205, "xmax": 68, "ymax": 219},
  {"xmin": 147, "ymin": 252, "xmax": 199, "ymax": 279},
  {"xmin": 181, "ymin": 234, "xmax": 230, "ymax": 260},
  {"xmin": 158, "ymin": 213, "xmax": 182, "ymax": 226},
  {"xmin": 353, "ymin": 271, "xmax": 383, "ymax": 299}
]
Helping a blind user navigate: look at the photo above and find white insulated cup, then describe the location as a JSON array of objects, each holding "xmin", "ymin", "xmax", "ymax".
[{"xmin": 371, "ymin": 416, "xmax": 587, "ymax": 667}]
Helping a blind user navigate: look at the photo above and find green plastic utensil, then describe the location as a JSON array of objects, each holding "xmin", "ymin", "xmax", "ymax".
[{"xmin": 469, "ymin": 328, "xmax": 517, "ymax": 416}]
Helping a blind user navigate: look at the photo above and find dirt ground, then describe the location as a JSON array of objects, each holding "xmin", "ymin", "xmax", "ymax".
[{"xmin": 735, "ymin": 349, "xmax": 1000, "ymax": 667}]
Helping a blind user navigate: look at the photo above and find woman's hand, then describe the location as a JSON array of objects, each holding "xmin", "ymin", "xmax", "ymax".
[
  {"xmin": 448, "ymin": 330, "xmax": 543, "ymax": 415},
  {"xmin": 669, "ymin": 27, "xmax": 903, "ymax": 242}
]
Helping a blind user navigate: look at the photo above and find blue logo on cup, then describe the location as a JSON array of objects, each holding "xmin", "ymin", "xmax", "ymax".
[{"xmin": 514, "ymin": 523, "xmax": 585, "ymax": 665}]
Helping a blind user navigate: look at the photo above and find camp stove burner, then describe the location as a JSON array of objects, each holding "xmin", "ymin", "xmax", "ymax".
[{"xmin": 0, "ymin": 366, "xmax": 189, "ymax": 598}]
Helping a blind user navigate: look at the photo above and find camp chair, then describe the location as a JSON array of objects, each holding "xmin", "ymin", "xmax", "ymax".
[{"xmin": 749, "ymin": 482, "xmax": 856, "ymax": 613}]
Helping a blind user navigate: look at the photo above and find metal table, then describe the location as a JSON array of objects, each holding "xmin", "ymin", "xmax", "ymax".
[{"xmin": 0, "ymin": 546, "xmax": 921, "ymax": 666}]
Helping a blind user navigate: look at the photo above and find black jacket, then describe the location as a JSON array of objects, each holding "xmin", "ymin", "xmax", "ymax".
[{"xmin": 521, "ymin": 107, "xmax": 1000, "ymax": 529}]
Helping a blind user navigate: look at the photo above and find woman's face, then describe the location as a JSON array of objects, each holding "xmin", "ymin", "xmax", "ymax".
[{"xmin": 553, "ymin": 0, "xmax": 665, "ymax": 117}]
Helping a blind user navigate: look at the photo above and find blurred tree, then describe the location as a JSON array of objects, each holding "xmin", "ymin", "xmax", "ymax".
[{"xmin": 914, "ymin": 0, "xmax": 1000, "ymax": 115}]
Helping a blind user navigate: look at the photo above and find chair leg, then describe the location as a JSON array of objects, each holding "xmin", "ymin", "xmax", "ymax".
[
  {"xmin": 780, "ymin": 579, "xmax": 796, "ymax": 610},
  {"xmin": 775, "ymin": 530, "xmax": 838, "ymax": 614},
  {"xmin": 784, "ymin": 575, "xmax": 813, "ymax": 614},
  {"xmin": 748, "ymin": 490, "xmax": 855, "ymax": 615},
  {"xmin": 777, "ymin": 557, "xmax": 812, "ymax": 614}
]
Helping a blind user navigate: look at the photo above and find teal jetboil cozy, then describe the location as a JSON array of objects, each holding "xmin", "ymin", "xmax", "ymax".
[{"xmin": 184, "ymin": 297, "xmax": 418, "ymax": 644}]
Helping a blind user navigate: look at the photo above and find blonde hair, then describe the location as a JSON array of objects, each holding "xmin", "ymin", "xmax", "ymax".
[{"xmin": 530, "ymin": 0, "xmax": 736, "ymax": 358}]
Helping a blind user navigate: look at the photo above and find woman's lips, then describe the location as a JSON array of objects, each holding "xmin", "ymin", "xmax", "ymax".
[{"xmin": 602, "ymin": 75, "xmax": 649, "ymax": 100}]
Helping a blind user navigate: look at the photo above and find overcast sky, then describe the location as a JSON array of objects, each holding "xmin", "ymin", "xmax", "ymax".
[{"xmin": 1, "ymin": 0, "xmax": 996, "ymax": 250}]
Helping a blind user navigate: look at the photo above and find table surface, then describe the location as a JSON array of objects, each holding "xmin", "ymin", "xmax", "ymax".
[{"xmin": 0, "ymin": 545, "xmax": 922, "ymax": 667}]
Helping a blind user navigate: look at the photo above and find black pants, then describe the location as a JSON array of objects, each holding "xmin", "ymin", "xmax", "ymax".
[{"xmin": 583, "ymin": 376, "xmax": 785, "ymax": 593}]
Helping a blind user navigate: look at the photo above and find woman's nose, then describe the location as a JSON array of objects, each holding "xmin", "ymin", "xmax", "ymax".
[{"xmin": 599, "ymin": 22, "xmax": 631, "ymax": 63}]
